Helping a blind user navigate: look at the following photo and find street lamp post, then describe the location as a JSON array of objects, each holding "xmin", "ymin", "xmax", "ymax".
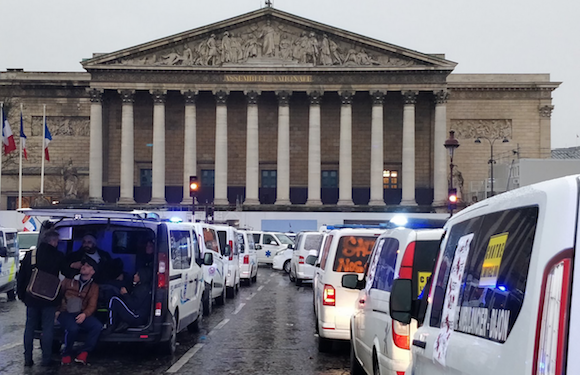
[
  {"xmin": 444, "ymin": 131, "xmax": 460, "ymax": 215},
  {"xmin": 474, "ymin": 135, "xmax": 509, "ymax": 198}
]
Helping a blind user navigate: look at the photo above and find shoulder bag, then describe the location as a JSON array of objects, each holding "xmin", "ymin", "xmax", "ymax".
[{"xmin": 26, "ymin": 247, "xmax": 62, "ymax": 301}]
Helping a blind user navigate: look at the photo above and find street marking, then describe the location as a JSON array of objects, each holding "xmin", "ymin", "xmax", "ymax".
[
  {"xmin": 246, "ymin": 294, "xmax": 255, "ymax": 301},
  {"xmin": 166, "ymin": 343, "xmax": 204, "ymax": 373},
  {"xmin": 264, "ymin": 280, "xmax": 270, "ymax": 285},
  {"xmin": 233, "ymin": 303, "xmax": 246, "ymax": 315},
  {"xmin": 208, "ymin": 318, "xmax": 230, "ymax": 336},
  {"xmin": 258, "ymin": 285, "xmax": 264, "ymax": 292},
  {"xmin": 0, "ymin": 342, "xmax": 20, "ymax": 352},
  {"xmin": 270, "ymin": 273, "xmax": 275, "ymax": 278}
]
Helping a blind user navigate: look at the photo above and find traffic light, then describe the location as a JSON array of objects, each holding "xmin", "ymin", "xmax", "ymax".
[
  {"xmin": 448, "ymin": 188, "xmax": 458, "ymax": 210},
  {"xmin": 189, "ymin": 176, "xmax": 200, "ymax": 197}
]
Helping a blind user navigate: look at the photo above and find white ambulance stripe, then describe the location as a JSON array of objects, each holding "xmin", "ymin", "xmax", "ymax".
[{"xmin": 166, "ymin": 343, "xmax": 204, "ymax": 373}]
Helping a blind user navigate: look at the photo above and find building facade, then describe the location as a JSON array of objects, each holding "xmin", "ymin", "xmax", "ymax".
[{"xmin": 0, "ymin": 8, "xmax": 560, "ymax": 210}]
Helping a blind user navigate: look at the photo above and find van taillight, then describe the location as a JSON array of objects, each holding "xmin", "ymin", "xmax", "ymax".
[
  {"xmin": 392, "ymin": 320, "xmax": 410, "ymax": 350},
  {"xmin": 155, "ymin": 302, "xmax": 162, "ymax": 317},
  {"xmin": 158, "ymin": 253, "xmax": 167, "ymax": 289},
  {"xmin": 533, "ymin": 251, "xmax": 572, "ymax": 375},
  {"xmin": 229, "ymin": 240, "xmax": 234, "ymax": 261},
  {"xmin": 399, "ymin": 241, "xmax": 416, "ymax": 280},
  {"xmin": 299, "ymin": 256, "xmax": 305, "ymax": 264},
  {"xmin": 323, "ymin": 284, "xmax": 335, "ymax": 306},
  {"xmin": 243, "ymin": 255, "xmax": 249, "ymax": 264}
]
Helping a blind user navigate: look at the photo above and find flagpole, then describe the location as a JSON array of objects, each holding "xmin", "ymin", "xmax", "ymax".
[
  {"xmin": 41, "ymin": 104, "xmax": 45, "ymax": 195},
  {"xmin": 18, "ymin": 104, "xmax": 23, "ymax": 209}
]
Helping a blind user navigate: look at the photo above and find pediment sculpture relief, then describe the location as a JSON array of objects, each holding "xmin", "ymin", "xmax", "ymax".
[{"xmin": 112, "ymin": 19, "xmax": 422, "ymax": 68}]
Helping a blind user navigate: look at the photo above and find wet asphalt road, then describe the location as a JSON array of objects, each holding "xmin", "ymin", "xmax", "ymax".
[{"xmin": 0, "ymin": 267, "xmax": 350, "ymax": 374}]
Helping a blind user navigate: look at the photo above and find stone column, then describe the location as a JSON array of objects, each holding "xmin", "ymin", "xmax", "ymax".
[
  {"xmin": 401, "ymin": 91, "xmax": 418, "ymax": 206},
  {"xmin": 539, "ymin": 104, "xmax": 554, "ymax": 159},
  {"xmin": 214, "ymin": 90, "xmax": 229, "ymax": 205},
  {"xmin": 118, "ymin": 90, "xmax": 136, "ymax": 204},
  {"xmin": 88, "ymin": 89, "xmax": 104, "ymax": 203},
  {"xmin": 181, "ymin": 90, "xmax": 198, "ymax": 204},
  {"xmin": 369, "ymin": 91, "xmax": 386, "ymax": 206},
  {"xmin": 338, "ymin": 91, "xmax": 354, "ymax": 206},
  {"xmin": 150, "ymin": 90, "xmax": 167, "ymax": 205},
  {"xmin": 306, "ymin": 91, "xmax": 322, "ymax": 206},
  {"xmin": 275, "ymin": 91, "xmax": 291, "ymax": 205},
  {"xmin": 244, "ymin": 91, "xmax": 260, "ymax": 205},
  {"xmin": 433, "ymin": 90, "xmax": 449, "ymax": 207}
]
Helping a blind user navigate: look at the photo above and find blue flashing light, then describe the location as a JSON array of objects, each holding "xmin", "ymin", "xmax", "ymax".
[
  {"xmin": 169, "ymin": 217, "xmax": 183, "ymax": 223},
  {"xmin": 390, "ymin": 215, "xmax": 408, "ymax": 227},
  {"xmin": 497, "ymin": 285, "xmax": 507, "ymax": 292}
]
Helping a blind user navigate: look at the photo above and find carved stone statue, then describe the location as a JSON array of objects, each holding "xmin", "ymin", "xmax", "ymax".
[{"xmin": 63, "ymin": 160, "xmax": 78, "ymax": 199}]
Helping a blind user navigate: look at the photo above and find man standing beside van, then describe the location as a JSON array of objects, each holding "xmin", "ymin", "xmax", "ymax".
[
  {"xmin": 57, "ymin": 257, "xmax": 101, "ymax": 366},
  {"xmin": 17, "ymin": 230, "xmax": 64, "ymax": 367}
]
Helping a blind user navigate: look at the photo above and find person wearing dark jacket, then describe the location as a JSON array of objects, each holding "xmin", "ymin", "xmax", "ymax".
[
  {"xmin": 17, "ymin": 229, "xmax": 65, "ymax": 367},
  {"xmin": 105, "ymin": 267, "xmax": 152, "ymax": 333},
  {"xmin": 63, "ymin": 234, "xmax": 111, "ymax": 283}
]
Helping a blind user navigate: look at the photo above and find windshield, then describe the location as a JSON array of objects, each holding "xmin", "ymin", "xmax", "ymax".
[
  {"xmin": 18, "ymin": 232, "xmax": 39, "ymax": 250},
  {"xmin": 275, "ymin": 233, "xmax": 294, "ymax": 245}
]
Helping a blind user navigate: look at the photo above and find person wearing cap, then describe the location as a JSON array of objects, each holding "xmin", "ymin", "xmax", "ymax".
[
  {"xmin": 57, "ymin": 257, "xmax": 101, "ymax": 365},
  {"xmin": 63, "ymin": 234, "xmax": 111, "ymax": 283}
]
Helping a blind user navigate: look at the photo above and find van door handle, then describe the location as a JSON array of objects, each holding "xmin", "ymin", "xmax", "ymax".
[
  {"xmin": 189, "ymin": 279, "xmax": 194, "ymax": 283},
  {"xmin": 412, "ymin": 339, "xmax": 426, "ymax": 349}
]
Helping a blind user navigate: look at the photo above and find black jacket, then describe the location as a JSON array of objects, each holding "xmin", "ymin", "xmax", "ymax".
[
  {"xmin": 123, "ymin": 268, "xmax": 152, "ymax": 318},
  {"xmin": 17, "ymin": 242, "xmax": 65, "ymax": 308}
]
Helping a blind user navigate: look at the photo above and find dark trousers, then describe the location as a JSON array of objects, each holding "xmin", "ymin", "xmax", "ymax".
[
  {"xmin": 24, "ymin": 305, "xmax": 57, "ymax": 364},
  {"xmin": 109, "ymin": 297, "xmax": 146, "ymax": 327},
  {"xmin": 58, "ymin": 312, "xmax": 102, "ymax": 356}
]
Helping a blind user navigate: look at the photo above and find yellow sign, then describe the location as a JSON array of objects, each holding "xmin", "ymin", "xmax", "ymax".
[
  {"xmin": 224, "ymin": 75, "xmax": 313, "ymax": 83},
  {"xmin": 418, "ymin": 271, "xmax": 431, "ymax": 295},
  {"xmin": 479, "ymin": 232, "xmax": 509, "ymax": 287}
]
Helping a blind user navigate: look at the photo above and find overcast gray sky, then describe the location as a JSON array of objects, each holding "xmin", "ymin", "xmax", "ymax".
[{"xmin": 1, "ymin": 0, "xmax": 578, "ymax": 149}]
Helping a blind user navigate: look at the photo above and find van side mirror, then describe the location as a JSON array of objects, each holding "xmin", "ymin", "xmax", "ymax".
[
  {"xmin": 0, "ymin": 246, "xmax": 7, "ymax": 257},
  {"xmin": 342, "ymin": 274, "xmax": 365, "ymax": 290},
  {"xmin": 203, "ymin": 252, "xmax": 214, "ymax": 266},
  {"xmin": 255, "ymin": 244, "xmax": 262, "ymax": 250},
  {"xmin": 390, "ymin": 279, "xmax": 413, "ymax": 324},
  {"xmin": 224, "ymin": 244, "xmax": 231, "ymax": 257},
  {"xmin": 305, "ymin": 255, "xmax": 317, "ymax": 266}
]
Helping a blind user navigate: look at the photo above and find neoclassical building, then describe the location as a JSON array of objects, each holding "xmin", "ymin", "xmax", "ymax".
[{"xmin": 0, "ymin": 7, "xmax": 560, "ymax": 210}]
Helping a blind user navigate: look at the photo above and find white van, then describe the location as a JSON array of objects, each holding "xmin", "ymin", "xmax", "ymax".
[
  {"xmin": 237, "ymin": 230, "xmax": 258, "ymax": 284},
  {"xmin": 193, "ymin": 223, "xmax": 227, "ymax": 312},
  {"xmin": 346, "ymin": 227, "xmax": 444, "ymax": 375},
  {"xmin": 250, "ymin": 231, "xmax": 294, "ymax": 265},
  {"xmin": 0, "ymin": 227, "xmax": 19, "ymax": 301},
  {"xmin": 289, "ymin": 231, "xmax": 326, "ymax": 286},
  {"xmin": 22, "ymin": 209, "xmax": 207, "ymax": 355},
  {"xmin": 215, "ymin": 225, "xmax": 240, "ymax": 298},
  {"xmin": 389, "ymin": 174, "xmax": 580, "ymax": 375},
  {"xmin": 313, "ymin": 228, "xmax": 383, "ymax": 352}
]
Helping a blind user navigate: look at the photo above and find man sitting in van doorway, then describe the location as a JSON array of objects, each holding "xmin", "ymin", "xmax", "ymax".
[
  {"xmin": 104, "ymin": 267, "xmax": 153, "ymax": 334},
  {"xmin": 56, "ymin": 256, "xmax": 101, "ymax": 366},
  {"xmin": 64, "ymin": 234, "xmax": 111, "ymax": 283}
]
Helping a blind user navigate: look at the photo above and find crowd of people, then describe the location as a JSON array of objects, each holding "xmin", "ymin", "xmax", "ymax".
[{"xmin": 17, "ymin": 231, "xmax": 153, "ymax": 367}]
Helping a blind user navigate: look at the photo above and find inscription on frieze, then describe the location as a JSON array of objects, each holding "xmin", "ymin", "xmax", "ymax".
[
  {"xmin": 451, "ymin": 119, "xmax": 512, "ymax": 140},
  {"xmin": 224, "ymin": 75, "xmax": 312, "ymax": 83}
]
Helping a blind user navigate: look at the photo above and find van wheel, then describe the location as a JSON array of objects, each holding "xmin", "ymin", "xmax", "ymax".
[
  {"xmin": 372, "ymin": 349, "xmax": 380, "ymax": 375},
  {"xmin": 226, "ymin": 286, "xmax": 235, "ymax": 299},
  {"xmin": 160, "ymin": 315, "xmax": 177, "ymax": 355},
  {"xmin": 296, "ymin": 278, "xmax": 303, "ymax": 287},
  {"xmin": 6, "ymin": 289, "xmax": 16, "ymax": 301},
  {"xmin": 202, "ymin": 285, "xmax": 212, "ymax": 316},
  {"xmin": 283, "ymin": 260, "xmax": 291, "ymax": 274},
  {"xmin": 350, "ymin": 341, "xmax": 365, "ymax": 375},
  {"xmin": 288, "ymin": 270, "xmax": 296, "ymax": 282},
  {"xmin": 215, "ymin": 287, "xmax": 225, "ymax": 306},
  {"xmin": 251, "ymin": 271, "xmax": 257, "ymax": 283},
  {"xmin": 318, "ymin": 335, "xmax": 332, "ymax": 353}
]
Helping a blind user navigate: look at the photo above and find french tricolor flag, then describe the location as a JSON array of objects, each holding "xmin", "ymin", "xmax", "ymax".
[
  {"xmin": 20, "ymin": 110, "xmax": 27, "ymax": 160},
  {"xmin": 44, "ymin": 119, "xmax": 52, "ymax": 161},
  {"xmin": 2, "ymin": 112, "xmax": 16, "ymax": 155}
]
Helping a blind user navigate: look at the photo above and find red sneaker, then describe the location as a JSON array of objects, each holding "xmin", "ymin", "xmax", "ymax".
[
  {"xmin": 75, "ymin": 351, "xmax": 88, "ymax": 365},
  {"xmin": 61, "ymin": 356, "xmax": 72, "ymax": 365}
]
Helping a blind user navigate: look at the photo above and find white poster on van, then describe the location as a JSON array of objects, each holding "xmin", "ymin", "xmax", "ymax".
[{"xmin": 433, "ymin": 233, "xmax": 474, "ymax": 367}]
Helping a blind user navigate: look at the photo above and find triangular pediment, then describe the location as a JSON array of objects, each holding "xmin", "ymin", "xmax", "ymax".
[{"xmin": 82, "ymin": 8, "xmax": 456, "ymax": 71}]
